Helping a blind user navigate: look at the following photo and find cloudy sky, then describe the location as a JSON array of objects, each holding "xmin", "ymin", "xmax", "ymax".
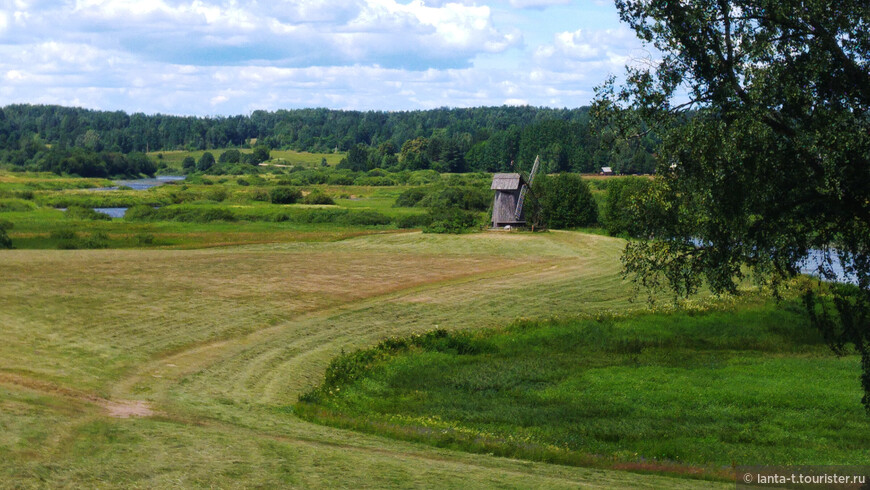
[{"xmin": 0, "ymin": 0, "xmax": 652, "ymax": 116}]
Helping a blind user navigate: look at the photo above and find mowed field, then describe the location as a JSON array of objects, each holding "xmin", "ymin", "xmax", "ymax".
[{"xmin": 0, "ymin": 231, "xmax": 725, "ymax": 488}]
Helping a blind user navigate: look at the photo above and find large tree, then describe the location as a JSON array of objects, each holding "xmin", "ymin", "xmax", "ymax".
[{"xmin": 595, "ymin": 1, "xmax": 870, "ymax": 407}]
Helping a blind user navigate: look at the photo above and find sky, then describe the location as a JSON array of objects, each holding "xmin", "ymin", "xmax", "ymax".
[{"xmin": 0, "ymin": 0, "xmax": 654, "ymax": 116}]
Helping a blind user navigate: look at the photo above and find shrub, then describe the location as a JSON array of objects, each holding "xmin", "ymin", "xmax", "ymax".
[
  {"xmin": 206, "ymin": 188, "xmax": 228, "ymax": 202},
  {"xmin": 343, "ymin": 210, "xmax": 392, "ymax": 226},
  {"xmin": 396, "ymin": 213, "xmax": 432, "ymax": 229},
  {"xmin": 532, "ymin": 174, "xmax": 598, "ymax": 229},
  {"xmin": 124, "ymin": 205, "xmax": 157, "ymax": 220},
  {"xmin": 80, "ymin": 231, "xmax": 110, "ymax": 249},
  {"xmin": 65, "ymin": 205, "xmax": 112, "ymax": 221},
  {"xmin": 394, "ymin": 187, "xmax": 427, "ymax": 207},
  {"xmin": 423, "ymin": 208, "xmax": 480, "ymax": 234},
  {"xmin": 417, "ymin": 185, "xmax": 489, "ymax": 211},
  {"xmin": 154, "ymin": 207, "xmax": 236, "ymax": 223},
  {"xmin": 135, "ymin": 233, "xmax": 155, "ymax": 245},
  {"xmin": 327, "ymin": 174, "xmax": 356, "ymax": 185},
  {"xmin": 0, "ymin": 199, "xmax": 36, "ymax": 212},
  {"xmin": 303, "ymin": 190, "xmax": 335, "ymax": 205},
  {"xmin": 237, "ymin": 178, "xmax": 250, "ymax": 186},
  {"xmin": 353, "ymin": 176, "xmax": 396, "ymax": 186},
  {"xmin": 0, "ymin": 219, "xmax": 13, "ymax": 249},
  {"xmin": 250, "ymin": 188, "xmax": 270, "ymax": 202},
  {"xmin": 270, "ymin": 187, "xmax": 302, "ymax": 204}
]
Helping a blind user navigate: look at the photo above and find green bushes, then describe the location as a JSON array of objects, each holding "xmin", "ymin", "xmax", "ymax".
[
  {"xmin": 417, "ymin": 185, "xmax": 489, "ymax": 211},
  {"xmin": 302, "ymin": 190, "xmax": 335, "ymax": 205},
  {"xmin": 64, "ymin": 205, "xmax": 111, "ymax": 221},
  {"xmin": 124, "ymin": 205, "xmax": 235, "ymax": 223},
  {"xmin": 270, "ymin": 187, "xmax": 302, "ymax": 204},
  {"xmin": 396, "ymin": 213, "xmax": 432, "ymax": 229},
  {"xmin": 0, "ymin": 219, "xmax": 12, "ymax": 248},
  {"xmin": 532, "ymin": 173, "xmax": 598, "ymax": 229},
  {"xmin": 423, "ymin": 208, "xmax": 481, "ymax": 234},
  {"xmin": 353, "ymin": 176, "xmax": 396, "ymax": 186},
  {"xmin": 50, "ymin": 229, "xmax": 110, "ymax": 249},
  {"xmin": 343, "ymin": 210, "xmax": 391, "ymax": 226},
  {"xmin": 0, "ymin": 198, "xmax": 36, "ymax": 212},
  {"xmin": 393, "ymin": 188, "xmax": 427, "ymax": 207}
]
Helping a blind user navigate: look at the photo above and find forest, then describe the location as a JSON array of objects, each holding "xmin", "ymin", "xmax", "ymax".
[{"xmin": 0, "ymin": 104, "xmax": 657, "ymax": 177}]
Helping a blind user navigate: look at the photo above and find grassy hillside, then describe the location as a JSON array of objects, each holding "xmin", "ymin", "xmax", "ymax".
[{"xmin": 0, "ymin": 230, "xmax": 728, "ymax": 487}]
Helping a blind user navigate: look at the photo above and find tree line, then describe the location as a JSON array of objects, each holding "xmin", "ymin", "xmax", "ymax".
[{"xmin": 0, "ymin": 104, "xmax": 657, "ymax": 176}]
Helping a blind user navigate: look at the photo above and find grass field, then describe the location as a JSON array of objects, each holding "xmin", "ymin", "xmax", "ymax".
[
  {"xmin": 0, "ymin": 229, "xmax": 733, "ymax": 487},
  {"xmin": 296, "ymin": 299, "xmax": 868, "ymax": 476}
]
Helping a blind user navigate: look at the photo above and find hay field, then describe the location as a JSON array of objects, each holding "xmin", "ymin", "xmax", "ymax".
[{"xmin": 0, "ymin": 231, "xmax": 725, "ymax": 488}]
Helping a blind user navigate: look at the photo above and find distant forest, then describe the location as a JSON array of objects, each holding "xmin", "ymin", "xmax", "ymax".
[{"xmin": 0, "ymin": 104, "xmax": 657, "ymax": 177}]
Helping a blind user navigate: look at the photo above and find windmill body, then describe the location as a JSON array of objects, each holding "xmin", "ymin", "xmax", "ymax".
[
  {"xmin": 490, "ymin": 156, "xmax": 540, "ymax": 229},
  {"xmin": 490, "ymin": 173, "xmax": 526, "ymax": 228}
]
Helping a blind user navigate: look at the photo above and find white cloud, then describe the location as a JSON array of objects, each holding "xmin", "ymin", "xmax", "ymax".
[
  {"xmin": 507, "ymin": 0, "xmax": 570, "ymax": 9},
  {"xmin": 0, "ymin": 0, "xmax": 643, "ymax": 114}
]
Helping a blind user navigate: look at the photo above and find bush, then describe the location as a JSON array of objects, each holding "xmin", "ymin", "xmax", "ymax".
[
  {"xmin": 396, "ymin": 213, "xmax": 432, "ymax": 229},
  {"xmin": 124, "ymin": 205, "xmax": 157, "ymax": 220},
  {"xmin": 394, "ymin": 187, "xmax": 427, "ymax": 207},
  {"xmin": 250, "ymin": 188, "xmax": 270, "ymax": 202},
  {"xmin": 0, "ymin": 219, "xmax": 13, "ymax": 249},
  {"xmin": 532, "ymin": 174, "xmax": 598, "ymax": 229},
  {"xmin": 270, "ymin": 187, "xmax": 302, "ymax": 204},
  {"xmin": 206, "ymin": 188, "xmax": 229, "ymax": 202},
  {"xmin": 343, "ymin": 210, "xmax": 392, "ymax": 226},
  {"xmin": 353, "ymin": 176, "xmax": 396, "ymax": 186},
  {"xmin": 0, "ymin": 199, "xmax": 36, "ymax": 212},
  {"xmin": 64, "ymin": 205, "xmax": 111, "ymax": 221},
  {"xmin": 237, "ymin": 178, "xmax": 250, "ymax": 186},
  {"xmin": 417, "ymin": 185, "xmax": 490, "ymax": 211},
  {"xmin": 154, "ymin": 207, "xmax": 236, "ymax": 223},
  {"xmin": 423, "ymin": 208, "xmax": 480, "ymax": 234},
  {"xmin": 327, "ymin": 174, "xmax": 356, "ymax": 185},
  {"xmin": 302, "ymin": 190, "xmax": 335, "ymax": 205}
]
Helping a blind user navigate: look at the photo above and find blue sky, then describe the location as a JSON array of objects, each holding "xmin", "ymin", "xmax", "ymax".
[{"xmin": 0, "ymin": 0, "xmax": 652, "ymax": 116}]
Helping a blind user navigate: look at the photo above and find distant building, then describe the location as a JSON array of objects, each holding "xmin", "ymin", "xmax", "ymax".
[{"xmin": 600, "ymin": 166, "xmax": 614, "ymax": 176}]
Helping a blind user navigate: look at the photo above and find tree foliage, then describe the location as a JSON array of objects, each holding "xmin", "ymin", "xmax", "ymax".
[
  {"xmin": 596, "ymin": 0, "xmax": 870, "ymax": 408},
  {"xmin": 531, "ymin": 174, "xmax": 599, "ymax": 229}
]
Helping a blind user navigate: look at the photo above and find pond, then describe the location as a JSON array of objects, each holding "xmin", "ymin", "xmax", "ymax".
[
  {"xmin": 89, "ymin": 175, "xmax": 185, "ymax": 191},
  {"xmin": 93, "ymin": 207, "xmax": 130, "ymax": 218}
]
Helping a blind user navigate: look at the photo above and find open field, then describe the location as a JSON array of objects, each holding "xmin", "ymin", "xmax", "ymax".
[{"xmin": 0, "ymin": 230, "xmax": 732, "ymax": 487}]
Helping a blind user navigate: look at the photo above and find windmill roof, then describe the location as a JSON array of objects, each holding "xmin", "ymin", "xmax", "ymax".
[{"xmin": 491, "ymin": 173, "xmax": 523, "ymax": 190}]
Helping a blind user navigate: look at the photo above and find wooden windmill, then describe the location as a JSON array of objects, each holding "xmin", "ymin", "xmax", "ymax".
[{"xmin": 490, "ymin": 156, "xmax": 540, "ymax": 228}]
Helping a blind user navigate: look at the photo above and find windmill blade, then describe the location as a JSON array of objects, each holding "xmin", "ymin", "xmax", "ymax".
[
  {"xmin": 514, "ymin": 184, "xmax": 528, "ymax": 221},
  {"xmin": 528, "ymin": 155, "xmax": 541, "ymax": 185}
]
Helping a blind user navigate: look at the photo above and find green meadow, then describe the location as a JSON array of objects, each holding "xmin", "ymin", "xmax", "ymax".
[{"xmin": 0, "ymin": 166, "xmax": 862, "ymax": 487}]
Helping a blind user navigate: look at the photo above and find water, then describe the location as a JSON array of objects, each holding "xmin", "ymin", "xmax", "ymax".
[
  {"xmin": 799, "ymin": 249, "xmax": 858, "ymax": 285},
  {"xmin": 88, "ymin": 175, "xmax": 186, "ymax": 191},
  {"xmin": 93, "ymin": 207, "xmax": 129, "ymax": 218}
]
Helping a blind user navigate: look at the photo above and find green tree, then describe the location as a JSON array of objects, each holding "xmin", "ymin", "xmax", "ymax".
[
  {"xmin": 197, "ymin": 152, "xmax": 215, "ymax": 172},
  {"xmin": 219, "ymin": 149, "xmax": 241, "ymax": 164},
  {"xmin": 596, "ymin": 0, "xmax": 870, "ymax": 407},
  {"xmin": 251, "ymin": 146, "xmax": 270, "ymax": 164},
  {"xmin": 182, "ymin": 156, "xmax": 196, "ymax": 173},
  {"xmin": 532, "ymin": 174, "xmax": 598, "ymax": 229}
]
